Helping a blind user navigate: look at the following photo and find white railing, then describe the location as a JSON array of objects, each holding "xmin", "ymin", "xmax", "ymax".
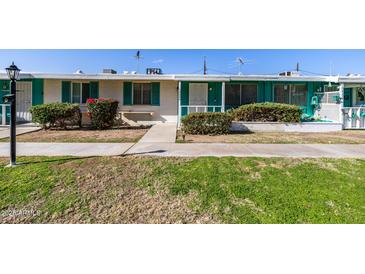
[
  {"xmin": 314, "ymin": 91, "xmax": 341, "ymax": 104},
  {"xmin": 0, "ymin": 104, "xmax": 9, "ymax": 125},
  {"xmin": 180, "ymin": 105, "xmax": 222, "ymax": 115},
  {"xmin": 342, "ymin": 107, "xmax": 365, "ymax": 129}
]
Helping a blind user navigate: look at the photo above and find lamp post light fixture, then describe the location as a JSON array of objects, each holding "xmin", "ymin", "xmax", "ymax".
[{"xmin": 4, "ymin": 62, "xmax": 20, "ymax": 167}]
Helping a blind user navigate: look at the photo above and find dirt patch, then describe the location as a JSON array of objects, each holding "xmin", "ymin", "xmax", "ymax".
[
  {"xmin": 1, "ymin": 156, "xmax": 217, "ymax": 224},
  {"xmin": 178, "ymin": 130, "xmax": 365, "ymax": 144},
  {"xmin": 0, "ymin": 127, "xmax": 149, "ymax": 143}
]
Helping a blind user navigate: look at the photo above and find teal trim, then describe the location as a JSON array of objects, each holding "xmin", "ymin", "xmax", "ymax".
[
  {"xmin": 264, "ymin": 82, "xmax": 273, "ymax": 101},
  {"xmin": 151, "ymin": 82, "xmax": 160, "ymax": 106},
  {"xmin": 344, "ymin": 88, "xmax": 352, "ymax": 107},
  {"xmin": 208, "ymin": 82, "xmax": 222, "ymax": 106},
  {"xmin": 208, "ymin": 82, "xmax": 222, "ymax": 112},
  {"xmin": 123, "ymin": 82, "xmax": 132, "ymax": 105},
  {"xmin": 32, "ymin": 79, "xmax": 44, "ymax": 105},
  {"xmin": 61, "ymin": 81, "xmax": 71, "ymax": 103},
  {"xmin": 181, "ymin": 81, "xmax": 189, "ymax": 116},
  {"xmin": 257, "ymin": 82, "xmax": 265, "ymax": 102},
  {"xmin": 306, "ymin": 82, "xmax": 314, "ymax": 116},
  {"xmin": 90, "ymin": 81, "xmax": 99, "ymax": 98}
]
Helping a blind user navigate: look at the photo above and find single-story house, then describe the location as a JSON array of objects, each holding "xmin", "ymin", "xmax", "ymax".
[{"xmin": 1, "ymin": 69, "xmax": 365, "ymax": 129}]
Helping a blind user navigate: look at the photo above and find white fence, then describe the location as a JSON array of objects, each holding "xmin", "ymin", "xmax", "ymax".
[
  {"xmin": 342, "ymin": 107, "xmax": 365, "ymax": 129},
  {"xmin": 180, "ymin": 105, "xmax": 222, "ymax": 115},
  {"xmin": 314, "ymin": 91, "xmax": 340, "ymax": 104},
  {"xmin": 0, "ymin": 104, "xmax": 9, "ymax": 125}
]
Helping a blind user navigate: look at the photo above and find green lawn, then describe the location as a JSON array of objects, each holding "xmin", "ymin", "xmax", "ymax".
[{"xmin": 1, "ymin": 156, "xmax": 365, "ymax": 224}]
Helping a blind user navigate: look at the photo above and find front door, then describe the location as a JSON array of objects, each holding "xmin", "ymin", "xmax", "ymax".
[
  {"xmin": 16, "ymin": 81, "xmax": 32, "ymax": 122},
  {"xmin": 344, "ymin": 88, "xmax": 352, "ymax": 107}
]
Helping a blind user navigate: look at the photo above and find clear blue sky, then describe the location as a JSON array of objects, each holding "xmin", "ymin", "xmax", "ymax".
[{"xmin": 0, "ymin": 49, "xmax": 365, "ymax": 76}]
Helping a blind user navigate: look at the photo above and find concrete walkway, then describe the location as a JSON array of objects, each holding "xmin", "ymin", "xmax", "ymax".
[
  {"xmin": 0, "ymin": 126, "xmax": 41, "ymax": 139},
  {"xmin": 126, "ymin": 143, "xmax": 365, "ymax": 158},
  {"xmin": 138, "ymin": 123, "xmax": 177, "ymax": 143},
  {"xmin": 0, "ymin": 142, "xmax": 134, "ymax": 157}
]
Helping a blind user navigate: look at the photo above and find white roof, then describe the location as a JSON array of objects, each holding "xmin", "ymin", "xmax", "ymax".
[{"xmin": 0, "ymin": 72, "xmax": 362, "ymax": 83}]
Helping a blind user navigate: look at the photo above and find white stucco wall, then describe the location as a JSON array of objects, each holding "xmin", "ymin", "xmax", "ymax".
[
  {"xmin": 43, "ymin": 79, "xmax": 178, "ymax": 124},
  {"xmin": 120, "ymin": 80, "xmax": 178, "ymax": 123},
  {"xmin": 314, "ymin": 104, "xmax": 341, "ymax": 122}
]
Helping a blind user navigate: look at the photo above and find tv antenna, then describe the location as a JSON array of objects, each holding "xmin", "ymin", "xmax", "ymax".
[
  {"xmin": 233, "ymin": 57, "xmax": 254, "ymax": 75},
  {"xmin": 134, "ymin": 50, "xmax": 143, "ymax": 73}
]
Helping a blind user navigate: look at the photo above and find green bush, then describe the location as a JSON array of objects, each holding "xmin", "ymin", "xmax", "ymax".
[
  {"xmin": 86, "ymin": 98, "xmax": 119, "ymax": 129},
  {"xmin": 181, "ymin": 112, "xmax": 233, "ymax": 135},
  {"xmin": 30, "ymin": 103, "xmax": 81, "ymax": 129},
  {"xmin": 233, "ymin": 102, "xmax": 302, "ymax": 123}
]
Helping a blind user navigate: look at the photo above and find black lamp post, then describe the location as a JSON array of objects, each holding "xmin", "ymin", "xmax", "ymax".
[{"xmin": 4, "ymin": 62, "xmax": 20, "ymax": 167}]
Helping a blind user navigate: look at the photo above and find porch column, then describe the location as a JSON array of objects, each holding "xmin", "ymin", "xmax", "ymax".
[
  {"xmin": 339, "ymin": 83, "xmax": 344, "ymax": 126},
  {"xmin": 221, "ymin": 82, "xmax": 225, "ymax": 112},
  {"xmin": 177, "ymin": 81, "xmax": 181, "ymax": 127}
]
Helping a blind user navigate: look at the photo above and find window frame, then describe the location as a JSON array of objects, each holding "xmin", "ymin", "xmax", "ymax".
[
  {"xmin": 273, "ymin": 83, "xmax": 307, "ymax": 106},
  {"xmin": 132, "ymin": 82, "xmax": 152, "ymax": 105},
  {"xmin": 71, "ymin": 81, "xmax": 91, "ymax": 104},
  {"xmin": 225, "ymin": 83, "xmax": 258, "ymax": 108}
]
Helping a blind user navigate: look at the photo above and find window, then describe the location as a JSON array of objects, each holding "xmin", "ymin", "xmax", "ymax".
[
  {"xmin": 72, "ymin": 82, "xmax": 90, "ymax": 104},
  {"xmin": 356, "ymin": 87, "xmax": 365, "ymax": 105},
  {"xmin": 324, "ymin": 84, "xmax": 339, "ymax": 92},
  {"xmin": 225, "ymin": 84, "xmax": 240, "ymax": 107},
  {"xmin": 241, "ymin": 84, "xmax": 258, "ymax": 104},
  {"xmin": 133, "ymin": 83, "xmax": 152, "ymax": 105},
  {"xmin": 274, "ymin": 84, "xmax": 290, "ymax": 104},
  {"xmin": 225, "ymin": 83, "xmax": 258, "ymax": 107},
  {"xmin": 274, "ymin": 84, "xmax": 307, "ymax": 106},
  {"xmin": 291, "ymin": 84, "xmax": 307, "ymax": 106}
]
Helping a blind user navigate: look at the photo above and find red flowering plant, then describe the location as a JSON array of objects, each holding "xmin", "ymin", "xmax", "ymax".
[{"xmin": 86, "ymin": 98, "xmax": 119, "ymax": 129}]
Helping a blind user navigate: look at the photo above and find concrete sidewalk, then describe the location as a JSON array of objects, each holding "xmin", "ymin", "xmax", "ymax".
[
  {"xmin": 1, "ymin": 142, "xmax": 365, "ymax": 158},
  {"xmin": 0, "ymin": 142, "xmax": 134, "ymax": 157},
  {"xmin": 138, "ymin": 123, "xmax": 177, "ymax": 143},
  {"xmin": 126, "ymin": 143, "xmax": 365, "ymax": 158},
  {"xmin": 0, "ymin": 126, "xmax": 41, "ymax": 139}
]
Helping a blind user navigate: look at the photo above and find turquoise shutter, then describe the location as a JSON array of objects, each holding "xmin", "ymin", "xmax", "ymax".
[
  {"xmin": 61, "ymin": 81, "xmax": 71, "ymax": 103},
  {"xmin": 32, "ymin": 79, "xmax": 44, "ymax": 105},
  {"xmin": 181, "ymin": 82, "xmax": 189, "ymax": 116},
  {"xmin": 151, "ymin": 82, "xmax": 160, "ymax": 105},
  {"xmin": 90, "ymin": 81, "xmax": 99, "ymax": 98},
  {"xmin": 123, "ymin": 82, "xmax": 132, "ymax": 105}
]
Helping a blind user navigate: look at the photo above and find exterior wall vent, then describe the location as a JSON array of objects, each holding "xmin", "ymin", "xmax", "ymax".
[
  {"xmin": 102, "ymin": 69, "xmax": 117, "ymax": 74},
  {"xmin": 146, "ymin": 68, "xmax": 163, "ymax": 75}
]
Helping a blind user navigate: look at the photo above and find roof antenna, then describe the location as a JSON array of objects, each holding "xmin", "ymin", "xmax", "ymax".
[
  {"xmin": 134, "ymin": 50, "xmax": 142, "ymax": 74},
  {"xmin": 296, "ymin": 62, "xmax": 300, "ymax": 72},
  {"xmin": 203, "ymin": 56, "xmax": 207, "ymax": 75}
]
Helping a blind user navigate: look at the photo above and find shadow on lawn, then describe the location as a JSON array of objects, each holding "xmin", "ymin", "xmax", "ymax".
[
  {"xmin": 121, "ymin": 149, "xmax": 167, "ymax": 156},
  {"xmin": 1, "ymin": 156, "xmax": 98, "ymax": 167}
]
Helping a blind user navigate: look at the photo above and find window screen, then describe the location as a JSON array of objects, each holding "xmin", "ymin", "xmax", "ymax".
[
  {"xmin": 72, "ymin": 83, "xmax": 81, "ymax": 104},
  {"xmin": 291, "ymin": 84, "xmax": 307, "ymax": 106},
  {"xmin": 142, "ymin": 83, "xmax": 151, "ymax": 104},
  {"xmin": 241, "ymin": 84, "xmax": 257, "ymax": 104},
  {"xmin": 133, "ymin": 83, "xmax": 152, "ymax": 105},
  {"xmin": 225, "ymin": 84, "xmax": 240, "ymax": 107},
  {"xmin": 274, "ymin": 84, "xmax": 289, "ymax": 104}
]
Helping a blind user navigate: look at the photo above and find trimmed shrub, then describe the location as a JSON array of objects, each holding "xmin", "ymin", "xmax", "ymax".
[
  {"xmin": 86, "ymin": 98, "xmax": 119, "ymax": 129},
  {"xmin": 181, "ymin": 112, "xmax": 233, "ymax": 135},
  {"xmin": 30, "ymin": 103, "xmax": 81, "ymax": 129},
  {"xmin": 233, "ymin": 102, "xmax": 302, "ymax": 123}
]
